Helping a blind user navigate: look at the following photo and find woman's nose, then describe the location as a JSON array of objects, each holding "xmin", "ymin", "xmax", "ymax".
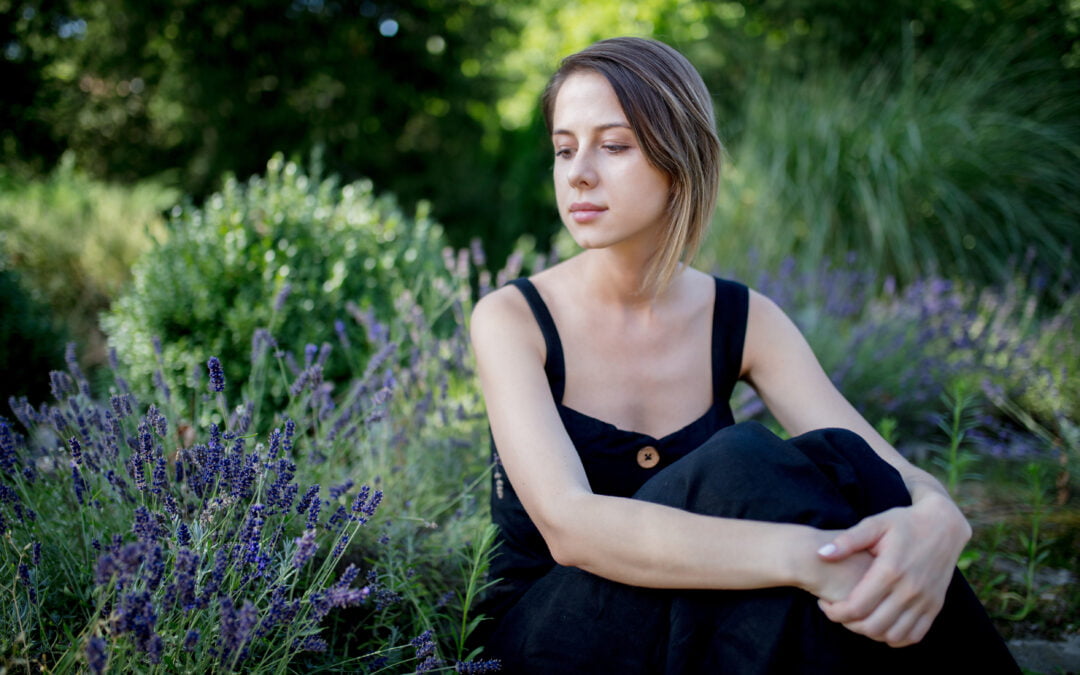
[{"xmin": 567, "ymin": 151, "xmax": 597, "ymax": 189}]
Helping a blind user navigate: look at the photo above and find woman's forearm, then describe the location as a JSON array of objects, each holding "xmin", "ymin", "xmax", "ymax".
[{"xmin": 542, "ymin": 492, "xmax": 857, "ymax": 597}]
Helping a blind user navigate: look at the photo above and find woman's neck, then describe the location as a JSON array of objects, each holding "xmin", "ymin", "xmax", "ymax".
[{"xmin": 575, "ymin": 249, "xmax": 681, "ymax": 311}]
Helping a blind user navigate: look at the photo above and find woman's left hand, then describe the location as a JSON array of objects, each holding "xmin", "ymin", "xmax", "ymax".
[{"xmin": 814, "ymin": 491, "xmax": 969, "ymax": 647}]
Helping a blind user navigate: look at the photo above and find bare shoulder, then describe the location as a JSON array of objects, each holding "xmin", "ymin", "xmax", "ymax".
[
  {"xmin": 742, "ymin": 287, "xmax": 812, "ymax": 378},
  {"xmin": 746, "ymin": 287, "xmax": 791, "ymax": 327},
  {"xmin": 469, "ymin": 283, "xmax": 545, "ymax": 365}
]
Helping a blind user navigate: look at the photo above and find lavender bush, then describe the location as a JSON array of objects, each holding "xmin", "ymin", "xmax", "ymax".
[
  {"xmin": 738, "ymin": 251, "xmax": 1077, "ymax": 462},
  {"xmin": 0, "ymin": 248, "xmax": 513, "ymax": 672}
]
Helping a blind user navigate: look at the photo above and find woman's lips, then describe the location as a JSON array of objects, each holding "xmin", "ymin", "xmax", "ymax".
[{"xmin": 569, "ymin": 202, "xmax": 606, "ymax": 224}]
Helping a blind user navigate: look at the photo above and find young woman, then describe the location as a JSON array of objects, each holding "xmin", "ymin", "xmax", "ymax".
[{"xmin": 470, "ymin": 37, "xmax": 1018, "ymax": 674}]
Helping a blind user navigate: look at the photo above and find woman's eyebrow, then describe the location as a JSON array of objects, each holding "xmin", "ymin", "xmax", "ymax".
[{"xmin": 551, "ymin": 122, "xmax": 632, "ymax": 136}]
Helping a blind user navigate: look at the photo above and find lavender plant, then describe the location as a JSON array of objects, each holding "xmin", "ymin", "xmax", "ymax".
[
  {"xmin": 0, "ymin": 245, "xmax": 507, "ymax": 672},
  {"xmin": 735, "ymin": 252, "xmax": 1077, "ymax": 462}
]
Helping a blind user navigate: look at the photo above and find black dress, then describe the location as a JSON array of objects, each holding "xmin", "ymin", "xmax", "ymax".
[{"xmin": 481, "ymin": 277, "xmax": 1019, "ymax": 674}]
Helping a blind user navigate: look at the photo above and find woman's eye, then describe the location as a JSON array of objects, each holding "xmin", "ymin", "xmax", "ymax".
[
  {"xmin": 554, "ymin": 148, "xmax": 573, "ymax": 159},
  {"xmin": 602, "ymin": 144, "xmax": 629, "ymax": 154}
]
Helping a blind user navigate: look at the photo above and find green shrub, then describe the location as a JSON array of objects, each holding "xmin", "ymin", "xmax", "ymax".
[
  {"xmin": 703, "ymin": 45, "xmax": 1080, "ymax": 286},
  {"xmin": 102, "ymin": 154, "xmax": 455, "ymax": 420},
  {"xmin": 0, "ymin": 156, "xmax": 176, "ymax": 368}
]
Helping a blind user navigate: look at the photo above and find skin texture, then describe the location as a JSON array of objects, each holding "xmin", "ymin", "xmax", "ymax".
[{"xmin": 470, "ymin": 71, "xmax": 971, "ymax": 648}]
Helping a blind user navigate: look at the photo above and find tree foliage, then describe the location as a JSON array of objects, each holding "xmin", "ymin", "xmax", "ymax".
[{"xmin": 2, "ymin": 0, "xmax": 1079, "ymax": 276}]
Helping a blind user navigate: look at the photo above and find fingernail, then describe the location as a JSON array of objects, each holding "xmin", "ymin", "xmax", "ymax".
[{"xmin": 817, "ymin": 543, "xmax": 837, "ymax": 556}]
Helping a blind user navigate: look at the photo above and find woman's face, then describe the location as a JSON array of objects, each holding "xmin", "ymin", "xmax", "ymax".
[{"xmin": 551, "ymin": 70, "xmax": 671, "ymax": 254}]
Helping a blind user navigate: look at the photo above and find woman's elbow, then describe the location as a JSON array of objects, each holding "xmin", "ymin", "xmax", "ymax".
[{"xmin": 534, "ymin": 499, "xmax": 590, "ymax": 568}]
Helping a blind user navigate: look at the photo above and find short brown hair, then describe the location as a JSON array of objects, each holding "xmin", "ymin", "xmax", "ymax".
[{"xmin": 542, "ymin": 37, "xmax": 723, "ymax": 294}]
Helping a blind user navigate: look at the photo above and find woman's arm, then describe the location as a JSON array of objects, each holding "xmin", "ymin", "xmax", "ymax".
[
  {"xmin": 470, "ymin": 286, "xmax": 869, "ymax": 599},
  {"xmin": 742, "ymin": 289, "xmax": 971, "ymax": 647}
]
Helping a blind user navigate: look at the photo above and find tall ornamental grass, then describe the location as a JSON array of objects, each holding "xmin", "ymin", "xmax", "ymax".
[
  {"xmin": 1, "ymin": 247, "xmax": 513, "ymax": 672},
  {"xmin": 704, "ymin": 44, "xmax": 1080, "ymax": 285}
]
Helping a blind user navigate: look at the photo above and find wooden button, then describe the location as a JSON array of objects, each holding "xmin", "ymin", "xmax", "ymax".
[{"xmin": 637, "ymin": 445, "xmax": 660, "ymax": 469}]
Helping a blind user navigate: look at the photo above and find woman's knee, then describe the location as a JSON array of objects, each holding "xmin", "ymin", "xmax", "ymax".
[{"xmin": 633, "ymin": 422, "xmax": 863, "ymax": 527}]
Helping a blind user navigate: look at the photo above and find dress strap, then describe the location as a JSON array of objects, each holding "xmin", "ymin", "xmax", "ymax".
[
  {"xmin": 508, "ymin": 278, "xmax": 566, "ymax": 403},
  {"xmin": 711, "ymin": 277, "xmax": 750, "ymax": 401}
]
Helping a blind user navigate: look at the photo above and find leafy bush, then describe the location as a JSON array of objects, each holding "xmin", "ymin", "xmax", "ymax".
[
  {"xmin": 103, "ymin": 155, "xmax": 454, "ymax": 419},
  {"xmin": 0, "ymin": 157, "xmax": 176, "ymax": 367},
  {"xmin": 1, "ymin": 253, "xmax": 503, "ymax": 672},
  {"xmin": 703, "ymin": 45, "xmax": 1080, "ymax": 286}
]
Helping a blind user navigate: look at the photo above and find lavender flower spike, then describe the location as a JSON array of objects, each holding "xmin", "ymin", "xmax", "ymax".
[
  {"xmin": 207, "ymin": 357, "xmax": 226, "ymax": 393},
  {"xmin": 291, "ymin": 529, "xmax": 318, "ymax": 569},
  {"xmin": 456, "ymin": 658, "xmax": 503, "ymax": 673},
  {"xmin": 86, "ymin": 636, "xmax": 108, "ymax": 675}
]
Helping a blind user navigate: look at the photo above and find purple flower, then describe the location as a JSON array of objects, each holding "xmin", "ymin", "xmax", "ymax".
[
  {"xmin": 132, "ymin": 506, "xmax": 166, "ymax": 542},
  {"xmin": 412, "ymin": 629, "xmax": 440, "ymax": 668},
  {"xmin": 49, "ymin": 370, "xmax": 74, "ymax": 400},
  {"xmin": 296, "ymin": 484, "xmax": 320, "ymax": 515},
  {"xmin": 330, "ymin": 533, "xmax": 349, "ymax": 558},
  {"xmin": 256, "ymin": 585, "xmax": 300, "ymax": 638},
  {"xmin": 71, "ymin": 461, "xmax": 87, "ymax": 506},
  {"xmin": 237, "ymin": 504, "xmax": 266, "ymax": 569},
  {"xmin": 251, "ymin": 328, "xmax": 279, "ymax": 362},
  {"xmin": 183, "ymin": 629, "xmax": 200, "ymax": 652},
  {"xmin": 151, "ymin": 456, "xmax": 168, "ymax": 495},
  {"xmin": 94, "ymin": 552, "xmax": 118, "ymax": 586},
  {"xmin": 306, "ymin": 495, "xmax": 321, "ymax": 530},
  {"xmin": 177, "ymin": 521, "xmax": 192, "ymax": 547},
  {"xmin": 290, "ymin": 365, "xmax": 323, "ymax": 397},
  {"xmin": 266, "ymin": 457, "xmax": 296, "ymax": 512},
  {"xmin": 283, "ymin": 419, "xmax": 296, "ymax": 455},
  {"xmin": 327, "ymin": 505, "xmax": 348, "ymax": 531},
  {"xmin": 86, "ymin": 636, "xmax": 108, "ymax": 674},
  {"xmin": 274, "ymin": 283, "xmax": 292, "ymax": 312},
  {"xmin": 18, "ymin": 562, "xmax": 35, "ymax": 604},
  {"xmin": 295, "ymin": 635, "xmax": 328, "ymax": 653},
  {"xmin": 456, "ymin": 658, "xmax": 502, "ymax": 673},
  {"xmin": 291, "ymin": 529, "xmax": 318, "ymax": 569},
  {"xmin": 199, "ymin": 549, "xmax": 229, "ymax": 607},
  {"xmin": 170, "ymin": 549, "xmax": 200, "ymax": 611},
  {"xmin": 207, "ymin": 356, "xmax": 226, "ymax": 393},
  {"xmin": 217, "ymin": 596, "xmax": 258, "ymax": 667},
  {"xmin": 329, "ymin": 480, "xmax": 354, "ymax": 501},
  {"xmin": 112, "ymin": 589, "xmax": 160, "ymax": 660},
  {"xmin": 334, "ymin": 319, "xmax": 350, "ymax": 349},
  {"xmin": 0, "ymin": 420, "xmax": 19, "ymax": 475},
  {"xmin": 141, "ymin": 543, "xmax": 165, "ymax": 591},
  {"xmin": 351, "ymin": 485, "xmax": 384, "ymax": 522},
  {"xmin": 31, "ymin": 541, "xmax": 41, "ymax": 566},
  {"xmin": 267, "ymin": 428, "xmax": 282, "ymax": 461}
]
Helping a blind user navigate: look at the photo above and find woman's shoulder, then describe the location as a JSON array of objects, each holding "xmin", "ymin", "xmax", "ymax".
[{"xmin": 471, "ymin": 283, "xmax": 531, "ymax": 333}]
